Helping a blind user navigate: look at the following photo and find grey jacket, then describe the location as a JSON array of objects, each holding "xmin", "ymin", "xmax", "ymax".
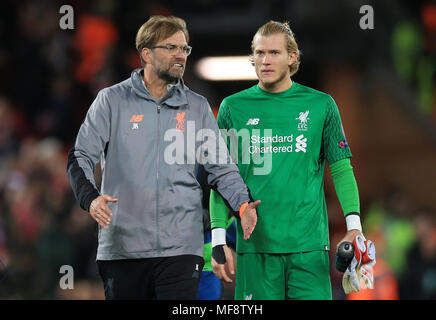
[{"xmin": 67, "ymin": 68, "xmax": 251, "ymax": 260}]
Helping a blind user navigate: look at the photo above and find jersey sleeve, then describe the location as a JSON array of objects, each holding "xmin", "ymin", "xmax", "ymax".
[
  {"xmin": 330, "ymin": 158, "xmax": 360, "ymax": 216},
  {"xmin": 210, "ymin": 189, "xmax": 230, "ymax": 229},
  {"xmin": 217, "ymin": 99, "xmax": 232, "ymax": 130},
  {"xmin": 322, "ymin": 96, "xmax": 352, "ymax": 164}
]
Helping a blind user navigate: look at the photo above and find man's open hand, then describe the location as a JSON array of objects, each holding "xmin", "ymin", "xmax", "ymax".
[
  {"xmin": 89, "ymin": 195, "xmax": 118, "ymax": 228},
  {"xmin": 241, "ymin": 200, "xmax": 261, "ymax": 240}
]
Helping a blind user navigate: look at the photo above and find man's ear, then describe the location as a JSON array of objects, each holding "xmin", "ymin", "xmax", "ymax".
[
  {"xmin": 288, "ymin": 50, "xmax": 298, "ymax": 66},
  {"xmin": 249, "ymin": 54, "xmax": 255, "ymax": 67},
  {"xmin": 142, "ymin": 48, "xmax": 152, "ymax": 64}
]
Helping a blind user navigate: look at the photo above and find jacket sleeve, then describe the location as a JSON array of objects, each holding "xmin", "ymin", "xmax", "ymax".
[
  {"xmin": 199, "ymin": 97, "xmax": 252, "ymax": 216},
  {"xmin": 66, "ymin": 89, "xmax": 111, "ymax": 211}
]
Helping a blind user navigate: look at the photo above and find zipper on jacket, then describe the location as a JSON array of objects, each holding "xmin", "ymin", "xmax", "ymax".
[{"xmin": 156, "ymin": 104, "xmax": 161, "ymax": 250}]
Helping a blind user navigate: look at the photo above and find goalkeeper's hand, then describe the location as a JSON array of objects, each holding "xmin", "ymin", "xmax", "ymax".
[
  {"xmin": 342, "ymin": 235, "xmax": 376, "ymax": 294},
  {"xmin": 211, "ymin": 228, "xmax": 234, "ymax": 283}
]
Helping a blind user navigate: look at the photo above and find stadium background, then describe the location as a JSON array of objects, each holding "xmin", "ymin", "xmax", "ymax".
[{"xmin": 0, "ymin": 0, "xmax": 435, "ymax": 299}]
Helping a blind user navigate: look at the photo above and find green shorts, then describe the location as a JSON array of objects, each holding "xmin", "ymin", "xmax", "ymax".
[{"xmin": 235, "ymin": 251, "xmax": 332, "ymax": 300}]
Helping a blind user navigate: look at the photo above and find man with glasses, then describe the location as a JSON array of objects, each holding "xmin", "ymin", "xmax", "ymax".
[{"xmin": 67, "ymin": 15, "xmax": 260, "ymax": 299}]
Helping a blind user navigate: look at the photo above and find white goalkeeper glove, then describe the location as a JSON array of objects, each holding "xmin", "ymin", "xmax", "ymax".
[
  {"xmin": 342, "ymin": 235, "xmax": 376, "ymax": 294},
  {"xmin": 360, "ymin": 239, "xmax": 376, "ymax": 290}
]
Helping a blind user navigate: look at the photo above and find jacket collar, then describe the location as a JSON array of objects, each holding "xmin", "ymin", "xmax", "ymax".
[{"xmin": 130, "ymin": 68, "xmax": 188, "ymax": 107}]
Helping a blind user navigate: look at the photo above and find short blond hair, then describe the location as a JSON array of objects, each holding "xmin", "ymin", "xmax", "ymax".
[
  {"xmin": 250, "ymin": 20, "xmax": 301, "ymax": 76},
  {"xmin": 135, "ymin": 16, "xmax": 189, "ymax": 67}
]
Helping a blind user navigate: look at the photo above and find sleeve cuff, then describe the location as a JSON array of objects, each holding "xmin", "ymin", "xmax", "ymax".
[
  {"xmin": 212, "ymin": 228, "xmax": 226, "ymax": 248},
  {"xmin": 83, "ymin": 190, "xmax": 101, "ymax": 212},
  {"xmin": 239, "ymin": 202, "xmax": 248, "ymax": 218},
  {"xmin": 345, "ymin": 213, "xmax": 362, "ymax": 232}
]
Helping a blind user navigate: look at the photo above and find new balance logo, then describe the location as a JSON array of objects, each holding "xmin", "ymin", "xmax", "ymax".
[
  {"xmin": 129, "ymin": 114, "xmax": 143, "ymax": 123},
  {"xmin": 246, "ymin": 118, "xmax": 260, "ymax": 125},
  {"xmin": 130, "ymin": 114, "xmax": 143, "ymax": 130},
  {"xmin": 295, "ymin": 134, "xmax": 307, "ymax": 153}
]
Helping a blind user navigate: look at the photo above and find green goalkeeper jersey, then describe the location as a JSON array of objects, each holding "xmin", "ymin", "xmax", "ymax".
[{"xmin": 214, "ymin": 82, "xmax": 352, "ymax": 253}]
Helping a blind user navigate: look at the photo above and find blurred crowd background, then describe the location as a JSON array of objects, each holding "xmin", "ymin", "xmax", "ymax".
[{"xmin": 0, "ymin": 0, "xmax": 435, "ymax": 299}]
